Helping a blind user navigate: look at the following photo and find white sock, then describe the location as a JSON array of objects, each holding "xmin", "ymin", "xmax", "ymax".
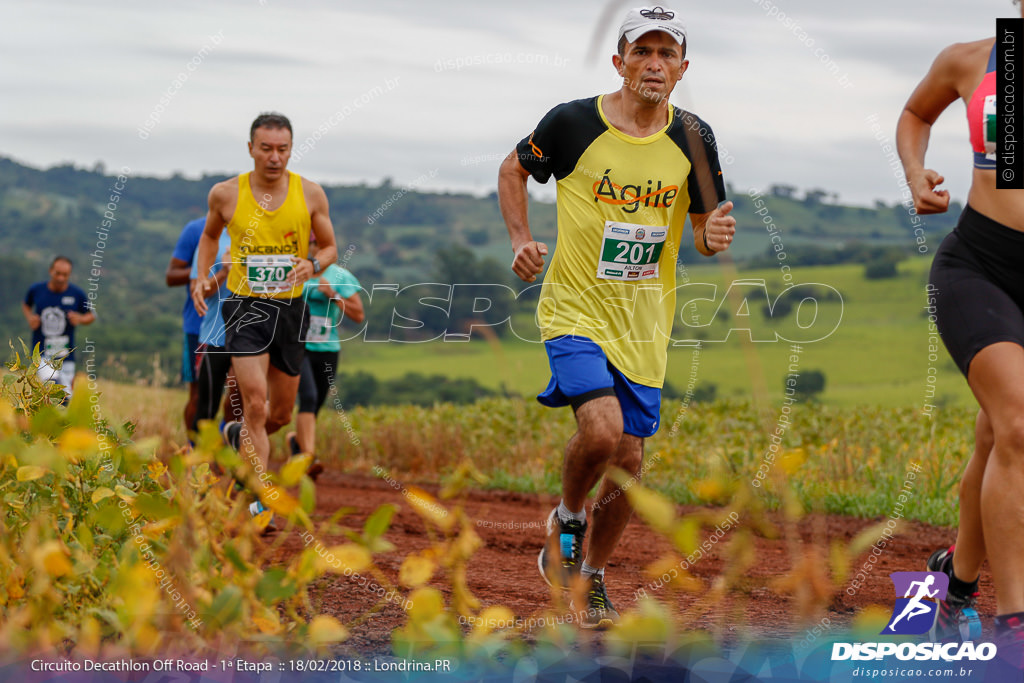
[
  {"xmin": 580, "ymin": 562, "xmax": 603, "ymax": 578},
  {"xmin": 557, "ymin": 500, "xmax": 586, "ymax": 524}
]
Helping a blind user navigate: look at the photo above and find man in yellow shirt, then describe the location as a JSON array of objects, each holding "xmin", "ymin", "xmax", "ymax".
[
  {"xmin": 498, "ymin": 6, "xmax": 736, "ymax": 628},
  {"xmin": 192, "ymin": 112, "xmax": 337, "ymax": 527}
]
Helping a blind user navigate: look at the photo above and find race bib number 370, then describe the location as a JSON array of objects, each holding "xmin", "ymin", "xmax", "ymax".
[
  {"xmin": 246, "ymin": 255, "xmax": 294, "ymax": 294},
  {"xmin": 597, "ymin": 221, "xmax": 667, "ymax": 281}
]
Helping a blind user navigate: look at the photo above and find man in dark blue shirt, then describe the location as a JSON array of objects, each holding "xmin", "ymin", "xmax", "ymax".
[
  {"xmin": 166, "ymin": 217, "xmax": 206, "ymax": 433},
  {"xmin": 22, "ymin": 256, "xmax": 95, "ymax": 401}
]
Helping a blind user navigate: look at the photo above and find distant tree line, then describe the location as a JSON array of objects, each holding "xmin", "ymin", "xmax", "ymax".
[{"xmin": 332, "ymin": 371, "xmax": 510, "ymax": 407}]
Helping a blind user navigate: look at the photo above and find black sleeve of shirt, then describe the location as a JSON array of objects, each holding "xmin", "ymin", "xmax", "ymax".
[
  {"xmin": 515, "ymin": 97, "xmax": 605, "ymax": 184},
  {"xmin": 669, "ymin": 110, "xmax": 728, "ymax": 214}
]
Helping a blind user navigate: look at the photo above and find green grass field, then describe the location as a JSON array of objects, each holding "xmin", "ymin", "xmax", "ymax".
[{"xmin": 341, "ymin": 256, "xmax": 972, "ymax": 409}]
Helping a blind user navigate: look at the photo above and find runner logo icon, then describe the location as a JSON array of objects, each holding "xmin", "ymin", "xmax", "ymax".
[{"xmin": 881, "ymin": 571, "xmax": 948, "ymax": 635}]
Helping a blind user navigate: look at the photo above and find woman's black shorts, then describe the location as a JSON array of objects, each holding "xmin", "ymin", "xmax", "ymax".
[
  {"xmin": 931, "ymin": 204, "xmax": 1024, "ymax": 377},
  {"xmin": 297, "ymin": 350, "xmax": 339, "ymax": 415}
]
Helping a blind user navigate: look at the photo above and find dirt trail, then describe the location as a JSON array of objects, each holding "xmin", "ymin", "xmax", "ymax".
[{"xmin": 265, "ymin": 471, "xmax": 988, "ymax": 655}]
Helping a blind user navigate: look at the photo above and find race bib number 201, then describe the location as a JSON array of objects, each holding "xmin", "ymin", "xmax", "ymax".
[
  {"xmin": 597, "ymin": 221, "xmax": 667, "ymax": 281},
  {"xmin": 246, "ymin": 255, "xmax": 294, "ymax": 294}
]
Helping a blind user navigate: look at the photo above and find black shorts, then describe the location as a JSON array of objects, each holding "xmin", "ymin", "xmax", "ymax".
[
  {"xmin": 221, "ymin": 295, "xmax": 310, "ymax": 376},
  {"xmin": 931, "ymin": 204, "xmax": 1024, "ymax": 376}
]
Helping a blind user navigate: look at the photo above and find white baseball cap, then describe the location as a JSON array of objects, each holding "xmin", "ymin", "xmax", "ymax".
[{"xmin": 618, "ymin": 6, "xmax": 687, "ymax": 45}]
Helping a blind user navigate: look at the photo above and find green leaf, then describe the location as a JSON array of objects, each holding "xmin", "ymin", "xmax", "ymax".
[
  {"xmin": 65, "ymin": 383, "xmax": 96, "ymax": 428},
  {"xmin": 299, "ymin": 477, "xmax": 316, "ymax": 515},
  {"xmin": 114, "ymin": 484, "xmax": 137, "ymax": 501},
  {"xmin": 30, "ymin": 406, "xmax": 67, "ymax": 439},
  {"xmin": 205, "ymin": 585, "xmax": 244, "ymax": 628},
  {"xmin": 93, "ymin": 501, "xmax": 127, "ymax": 535},
  {"xmin": 134, "ymin": 492, "xmax": 175, "ymax": 520},
  {"xmin": 279, "ymin": 454, "xmax": 312, "ymax": 487},
  {"xmin": 367, "ymin": 536, "xmax": 396, "ymax": 554},
  {"xmin": 256, "ymin": 568, "xmax": 297, "ymax": 603},
  {"xmin": 363, "ymin": 504, "xmax": 397, "ymax": 541},
  {"xmin": 76, "ymin": 524, "xmax": 95, "ymax": 552},
  {"xmin": 91, "ymin": 487, "xmax": 115, "ymax": 504},
  {"xmin": 222, "ymin": 542, "xmax": 250, "ymax": 574}
]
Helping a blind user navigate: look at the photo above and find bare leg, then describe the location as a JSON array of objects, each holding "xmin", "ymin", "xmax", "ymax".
[
  {"xmin": 296, "ymin": 412, "xmax": 316, "ymax": 453},
  {"xmin": 231, "ymin": 354, "xmax": 272, "ymax": 471},
  {"xmin": 265, "ymin": 363, "xmax": 300, "ymax": 437},
  {"xmin": 952, "ymin": 408, "xmax": 993, "ymax": 583},
  {"xmin": 586, "ymin": 435, "xmax": 643, "ymax": 569},
  {"xmin": 223, "ymin": 370, "xmax": 243, "ymax": 423},
  {"xmin": 967, "ymin": 342, "xmax": 1024, "ymax": 614},
  {"xmin": 562, "ymin": 396, "xmax": 623, "ymax": 512},
  {"xmin": 184, "ymin": 382, "xmax": 199, "ymax": 434}
]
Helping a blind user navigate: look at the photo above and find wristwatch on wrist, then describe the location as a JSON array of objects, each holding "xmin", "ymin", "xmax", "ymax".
[{"xmin": 308, "ymin": 257, "xmax": 321, "ymax": 274}]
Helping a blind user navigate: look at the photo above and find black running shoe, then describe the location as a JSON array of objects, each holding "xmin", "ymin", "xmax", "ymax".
[
  {"xmin": 579, "ymin": 574, "xmax": 619, "ymax": 629},
  {"xmin": 927, "ymin": 546, "xmax": 982, "ymax": 642},
  {"xmin": 538, "ymin": 507, "xmax": 586, "ymax": 590}
]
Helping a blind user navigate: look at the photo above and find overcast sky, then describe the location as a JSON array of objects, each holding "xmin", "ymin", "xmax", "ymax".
[{"xmin": 1, "ymin": 0, "xmax": 1017, "ymax": 206}]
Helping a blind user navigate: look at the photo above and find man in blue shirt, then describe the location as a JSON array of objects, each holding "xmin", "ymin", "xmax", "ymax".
[
  {"xmin": 190, "ymin": 231, "xmax": 242, "ymax": 434},
  {"xmin": 166, "ymin": 217, "xmax": 206, "ymax": 433},
  {"xmin": 22, "ymin": 256, "xmax": 95, "ymax": 402}
]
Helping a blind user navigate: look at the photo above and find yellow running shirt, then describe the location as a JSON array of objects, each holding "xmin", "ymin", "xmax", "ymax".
[
  {"xmin": 516, "ymin": 95, "xmax": 726, "ymax": 387},
  {"xmin": 226, "ymin": 171, "xmax": 311, "ymax": 299}
]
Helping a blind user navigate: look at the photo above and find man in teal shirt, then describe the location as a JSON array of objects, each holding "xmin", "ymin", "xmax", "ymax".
[{"xmin": 288, "ymin": 239, "xmax": 364, "ymax": 477}]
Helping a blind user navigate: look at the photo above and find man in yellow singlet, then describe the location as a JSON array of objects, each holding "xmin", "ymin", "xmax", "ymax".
[{"xmin": 191, "ymin": 112, "xmax": 337, "ymax": 525}]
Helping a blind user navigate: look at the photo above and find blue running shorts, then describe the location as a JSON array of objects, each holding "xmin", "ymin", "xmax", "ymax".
[{"xmin": 537, "ymin": 335, "xmax": 661, "ymax": 438}]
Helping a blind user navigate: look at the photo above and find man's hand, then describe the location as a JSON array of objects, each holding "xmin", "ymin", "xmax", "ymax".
[
  {"xmin": 286, "ymin": 257, "xmax": 315, "ymax": 287},
  {"xmin": 66, "ymin": 312, "xmax": 84, "ymax": 326},
  {"xmin": 26, "ymin": 313, "xmax": 41, "ymax": 330},
  {"xmin": 908, "ymin": 169, "xmax": 950, "ymax": 215},
  {"xmin": 512, "ymin": 241, "xmax": 548, "ymax": 282},
  {"xmin": 704, "ymin": 201, "xmax": 737, "ymax": 253},
  {"xmin": 191, "ymin": 277, "xmax": 213, "ymax": 316}
]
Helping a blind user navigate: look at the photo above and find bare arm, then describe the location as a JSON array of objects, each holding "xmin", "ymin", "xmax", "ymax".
[
  {"xmin": 67, "ymin": 310, "xmax": 96, "ymax": 326},
  {"xmin": 194, "ymin": 252, "xmax": 232, "ymax": 302},
  {"xmin": 166, "ymin": 257, "xmax": 191, "ymax": 287},
  {"xmin": 288, "ymin": 181, "xmax": 337, "ymax": 287},
  {"xmin": 498, "ymin": 151, "xmax": 547, "ymax": 282},
  {"xmin": 22, "ymin": 302, "xmax": 40, "ymax": 330},
  {"xmin": 333, "ymin": 292, "xmax": 364, "ymax": 324},
  {"xmin": 896, "ymin": 43, "xmax": 973, "ymax": 215}
]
